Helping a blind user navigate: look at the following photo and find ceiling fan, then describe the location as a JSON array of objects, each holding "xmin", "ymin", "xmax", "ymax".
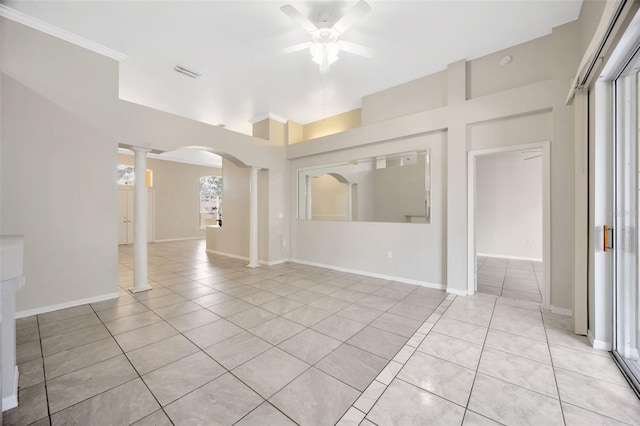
[{"xmin": 280, "ymin": 0, "xmax": 375, "ymax": 74}]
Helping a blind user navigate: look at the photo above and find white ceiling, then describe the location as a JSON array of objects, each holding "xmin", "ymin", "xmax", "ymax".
[{"xmin": 6, "ymin": 0, "xmax": 583, "ymax": 136}]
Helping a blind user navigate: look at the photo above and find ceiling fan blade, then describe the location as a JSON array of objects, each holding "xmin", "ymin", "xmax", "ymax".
[
  {"xmin": 280, "ymin": 4, "xmax": 318, "ymax": 33},
  {"xmin": 339, "ymin": 41, "xmax": 375, "ymax": 58},
  {"xmin": 524, "ymin": 155, "xmax": 542, "ymax": 160},
  {"xmin": 282, "ymin": 42, "xmax": 312, "ymax": 55},
  {"xmin": 333, "ymin": 0, "xmax": 371, "ymax": 34}
]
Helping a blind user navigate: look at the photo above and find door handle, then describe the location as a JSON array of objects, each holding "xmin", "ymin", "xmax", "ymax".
[{"xmin": 604, "ymin": 225, "xmax": 614, "ymax": 252}]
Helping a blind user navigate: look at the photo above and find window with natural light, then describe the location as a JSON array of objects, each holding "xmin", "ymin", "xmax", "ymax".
[
  {"xmin": 117, "ymin": 165, "xmax": 153, "ymax": 187},
  {"xmin": 200, "ymin": 176, "xmax": 223, "ymax": 228}
]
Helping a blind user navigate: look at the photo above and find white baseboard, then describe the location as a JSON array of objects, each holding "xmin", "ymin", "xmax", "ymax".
[
  {"xmin": 16, "ymin": 292, "xmax": 119, "ymax": 319},
  {"xmin": 153, "ymin": 236, "xmax": 205, "ymax": 243},
  {"xmin": 477, "ymin": 253, "xmax": 543, "ymax": 262},
  {"xmin": 2, "ymin": 366, "xmax": 19, "ymax": 411},
  {"xmin": 446, "ymin": 288, "xmax": 469, "ymax": 296},
  {"xmin": 262, "ymin": 259, "xmax": 288, "ymax": 266},
  {"xmin": 205, "ymin": 250, "xmax": 286, "ymax": 267},
  {"xmin": 289, "ymin": 258, "xmax": 445, "ymax": 290},
  {"xmin": 550, "ymin": 305, "xmax": 573, "ymax": 317},
  {"xmin": 207, "ymin": 249, "xmax": 248, "ymax": 261},
  {"xmin": 588, "ymin": 329, "xmax": 612, "ymax": 351}
]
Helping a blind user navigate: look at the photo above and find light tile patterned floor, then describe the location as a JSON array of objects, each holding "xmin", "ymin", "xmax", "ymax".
[
  {"xmin": 6, "ymin": 240, "xmax": 639, "ymax": 425},
  {"xmin": 476, "ymin": 256, "xmax": 543, "ymax": 303}
]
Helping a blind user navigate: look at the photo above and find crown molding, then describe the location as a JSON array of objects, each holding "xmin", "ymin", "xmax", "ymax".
[
  {"xmin": 249, "ymin": 113, "xmax": 288, "ymax": 124},
  {"xmin": 0, "ymin": 5, "xmax": 128, "ymax": 62}
]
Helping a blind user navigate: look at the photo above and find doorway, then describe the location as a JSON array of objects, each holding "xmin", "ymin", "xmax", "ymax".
[
  {"xmin": 118, "ymin": 187, "xmax": 154, "ymax": 245},
  {"xmin": 467, "ymin": 141, "xmax": 551, "ymax": 310}
]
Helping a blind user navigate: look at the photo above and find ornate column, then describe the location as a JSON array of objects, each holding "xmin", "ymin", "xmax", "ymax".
[{"xmin": 130, "ymin": 146, "xmax": 152, "ymax": 293}]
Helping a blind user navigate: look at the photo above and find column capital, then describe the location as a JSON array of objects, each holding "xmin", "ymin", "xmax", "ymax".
[
  {"xmin": 131, "ymin": 146, "xmax": 152, "ymax": 154},
  {"xmin": 250, "ymin": 166, "xmax": 262, "ymax": 172}
]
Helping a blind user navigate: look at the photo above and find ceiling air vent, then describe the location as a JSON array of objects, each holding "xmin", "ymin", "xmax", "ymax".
[{"xmin": 174, "ymin": 65, "xmax": 201, "ymax": 79}]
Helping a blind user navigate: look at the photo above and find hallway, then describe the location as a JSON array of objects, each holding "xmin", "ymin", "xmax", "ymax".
[
  {"xmin": 476, "ymin": 256, "xmax": 543, "ymax": 304},
  {"xmin": 7, "ymin": 240, "xmax": 639, "ymax": 425}
]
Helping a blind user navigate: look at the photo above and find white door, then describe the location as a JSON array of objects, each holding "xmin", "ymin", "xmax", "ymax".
[{"xmin": 118, "ymin": 188, "xmax": 153, "ymax": 244}]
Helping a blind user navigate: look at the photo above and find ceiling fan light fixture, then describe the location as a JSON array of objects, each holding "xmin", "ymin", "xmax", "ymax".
[
  {"xmin": 310, "ymin": 28, "xmax": 341, "ymax": 72},
  {"xmin": 280, "ymin": 1, "xmax": 372, "ymax": 74},
  {"xmin": 311, "ymin": 43, "xmax": 340, "ymax": 66}
]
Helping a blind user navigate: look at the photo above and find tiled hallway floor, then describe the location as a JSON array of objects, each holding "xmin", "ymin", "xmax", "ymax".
[
  {"xmin": 476, "ymin": 256, "xmax": 543, "ymax": 304},
  {"xmin": 7, "ymin": 240, "xmax": 640, "ymax": 425}
]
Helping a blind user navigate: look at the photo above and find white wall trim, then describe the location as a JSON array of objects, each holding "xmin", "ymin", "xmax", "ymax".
[
  {"xmin": 446, "ymin": 288, "xmax": 469, "ymax": 296},
  {"xmin": 205, "ymin": 249, "xmax": 285, "ymax": 266},
  {"xmin": 550, "ymin": 305, "xmax": 573, "ymax": 317},
  {"xmin": 289, "ymin": 258, "xmax": 445, "ymax": 290},
  {"xmin": 263, "ymin": 259, "xmax": 288, "ymax": 266},
  {"xmin": 0, "ymin": 5, "xmax": 128, "ymax": 62},
  {"xmin": 468, "ymin": 141, "xmax": 551, "ymax": 311},
  {"xmin": 208, "ymin": 249, "xmax": 248, "ymax": 261},
  {"xmin": 2, "ymin": 366, "xmax": 19, "ymax": 411},
  {"xmin": 15, "ymin": 292, "xmax": 119, "ymax": 319},
  {"xmin": 588, "ymin": 329, "xmax": 612, "ymax": 351},
  {"xmin": 477, "ymin": 253, "xmax": 543, "ymax": 262},
  {"xmin": 154, "ymin": 236, "xmax": 205, "ymax": 243}
]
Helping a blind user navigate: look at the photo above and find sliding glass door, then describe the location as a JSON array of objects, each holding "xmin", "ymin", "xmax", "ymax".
[{"xmin": 613, "ymin": 53, "xmax": 640, "ymax": 394}]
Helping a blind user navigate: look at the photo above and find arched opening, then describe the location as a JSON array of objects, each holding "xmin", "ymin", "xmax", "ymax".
[
  {"xmin": 116, "ymin": 146, "xmax": 224, "ymax": 244},
  {"xmin": 310, "ymin": 173, "xmax": 354, "ymax": 221}
]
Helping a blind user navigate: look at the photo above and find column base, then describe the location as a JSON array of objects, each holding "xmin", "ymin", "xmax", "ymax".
[
  {"xmin": 128, "ymin": 285, "xmax": 152, "ymax": 294},
  {"xmin": 246, "ymin": 262, "xmax": 261, "ymax": 269}
]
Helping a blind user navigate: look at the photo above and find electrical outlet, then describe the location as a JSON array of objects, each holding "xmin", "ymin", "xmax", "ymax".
[{"xmin": 387, "ymin": 251, "xmax": 393, "ymax": 259}]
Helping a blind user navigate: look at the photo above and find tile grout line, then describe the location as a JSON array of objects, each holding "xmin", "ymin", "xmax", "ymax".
[
  {"xmin": 38, "ymin": 314, "xmax": 52, "ymax": 424},
  {"xmin": 336, "ymin": 293, "xmax": 457, "ymax": 424},
  {"xmin": 541, "ymin": 307, "xmax": 568, "ymax": 425},
  {"xmin": 87, "ymin": 302, "xmax": 178, "ymax": 426},
  {"xmin": 21, "ymin": 246, "xmax": 447, "ymax": 426},
  {"xmin": 459, "ymin": 295, "xmax": 497, "ymax": 423}
]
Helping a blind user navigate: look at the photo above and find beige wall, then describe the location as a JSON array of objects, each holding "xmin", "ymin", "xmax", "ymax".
[
  {"xmin": 297, "ymin": 161, "xmax": 375, "ymax": 222},
  {"xmin": 206, "ymin": 159, "xmax": 250, "ymax": 257},
  {"xmin": 362, "ymin": 70, "xmax": 448, "ymax": 125},
  {"xmin": 2, "ymin": 18, "xmax": 287, "ymax": 315},
  {"xmin": 578, "ymin": 0, "xmax": 608, "ymax": 58},
  {"xmin": 1, "ymin": 74, "xmax": 119, "ymax": 313},
  {"xmin": 311, "ymin": 175, "xmax": 349, "ymax": 221},
  {"xmin": 476, "ymin": 151, "xmax": 543, "ymax": 260},
  {"xmin": 1, "ymin": 18, "xmax": 123, "ymax": 314},
  {"xmin": 1, "ymin": 18, "xmax": 119, "ymax": 137},
  {"xmin": 118, "ymin": 153, "xmax": 222, "ymax": 241},
  {"xmin": 253, "ymin": 118, "xmax": 287, "ymax": 146},
  {"xmin": 1, "ymin": 3, "xmax": 609, "ymax": 315},
  {"xmin": 302, "ymin": 108, "xmax": 362, "ymax": 141},
  {"xmin": 206, "ymin": 159, "xmax": 271, "ymax": 262},
  {"xmin": 290, "ymin": 132, "xmax": 447, "ymax": 286},
  {"xmin": 372, "ymin": 155, "xmax": 426, "ymax": 223},
  {"xmin": 287, "ymin": 121, "xmax": 304, "ymax": 145},
  {"xmin": 289, "ymin": 20, "xmax": 582, "ymax": 310}
]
